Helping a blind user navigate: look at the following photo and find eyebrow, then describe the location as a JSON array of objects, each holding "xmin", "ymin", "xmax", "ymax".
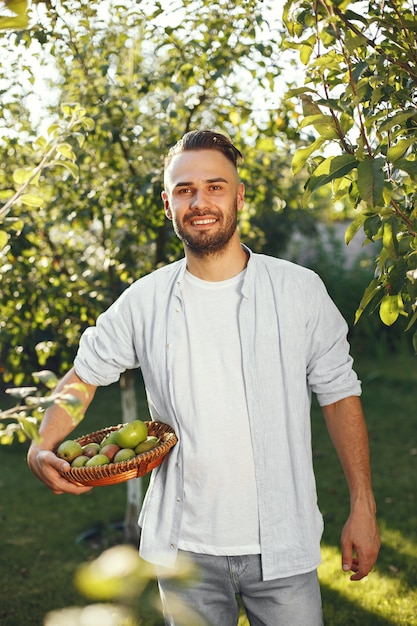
[{"xmin": 174, "ymin": 177, "xmax": 229, "ymax": 188}]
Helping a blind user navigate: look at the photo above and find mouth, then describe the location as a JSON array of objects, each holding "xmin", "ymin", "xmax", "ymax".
[{"xmin": 190, "ymin": 217, "xmax": 217, "ymax": 226}]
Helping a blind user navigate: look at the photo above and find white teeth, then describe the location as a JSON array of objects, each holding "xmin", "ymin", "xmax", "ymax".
[{"xmin": 192, "ymin": 218, "xmax": 216, "ymax": 225}]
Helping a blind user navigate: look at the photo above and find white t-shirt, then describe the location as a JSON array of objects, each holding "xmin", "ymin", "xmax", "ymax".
[{"xmin": 173, "ymin": 269, "xmax": 261, "ymax": 555}]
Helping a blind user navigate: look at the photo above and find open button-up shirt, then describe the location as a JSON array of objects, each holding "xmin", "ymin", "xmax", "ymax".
[{"xmin": 74, "ymin": 248, "xmax": 361, "ymax": 581}]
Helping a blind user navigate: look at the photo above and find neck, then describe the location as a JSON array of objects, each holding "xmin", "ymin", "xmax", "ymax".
[{"xmin": 184, "ymin": 236, "xmax": 248, "ymax": 282}]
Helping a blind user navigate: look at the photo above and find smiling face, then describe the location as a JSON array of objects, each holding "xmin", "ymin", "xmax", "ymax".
[{"xmin": 162, "ymin": 149, "xmax": 245, "ymax": 257}]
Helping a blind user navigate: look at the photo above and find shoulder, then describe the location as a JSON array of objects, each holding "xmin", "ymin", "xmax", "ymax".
[
  {"xmin": 124, "ymin": 258, "xmax": 185, "ymax": 296},
  {"xmin": 250, "ymin": 252, "xmax": 320, "ymax": 285}
]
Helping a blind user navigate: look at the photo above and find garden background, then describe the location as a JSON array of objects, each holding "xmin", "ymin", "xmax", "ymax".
[{"xmin": 1, "ymin": 1, "xmax": 416, "ymax": 624}]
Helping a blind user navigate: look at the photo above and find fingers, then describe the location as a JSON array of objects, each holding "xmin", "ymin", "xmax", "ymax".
[
  {"xmin": 28, "ymin": 449, "xmax": 92, "ymax": 495},
  {"xmin": 341, "ymin": 511, "xmax": 380, "ymax": 582},
  {"xmin": 343, "ymin": 557, "xmax": 368, "ymax": 581},
  {"xmin": 342, "ymin": 543, "xmax": 378, "ymax": 581}
]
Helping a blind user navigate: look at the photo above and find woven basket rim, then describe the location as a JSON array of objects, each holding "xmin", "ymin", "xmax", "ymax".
[{"xmin": 59, "ymin": 421, "xmax": 177, "ymax": 486}]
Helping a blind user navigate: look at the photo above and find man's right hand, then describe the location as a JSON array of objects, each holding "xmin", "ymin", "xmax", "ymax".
[{"xmin": 27, "ymin": 445, "xmax": 93, "ymax": 495}]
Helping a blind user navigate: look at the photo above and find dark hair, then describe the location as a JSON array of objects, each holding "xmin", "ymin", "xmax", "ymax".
[{"xmin": 164, "ymin": 130, "xmax": 243, "ymax": 170}]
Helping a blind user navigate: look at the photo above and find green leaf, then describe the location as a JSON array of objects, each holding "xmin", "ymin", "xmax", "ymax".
[
  {"xmin": 12, "ymin": 168, "xmax": 36, "ymax": 185},
  {"xmin": 291, "ymin": 137, "xmax": 325, "ymax": 175},
  {"xmin": 0, "ymin": 189, "xmax": 14, "ymax": 200},
  {"xmin": 299, "ymin": 35, "xmax": 315, "ymax": 64},
  {"xmin": 363, "ymin": 214, "xmax": 382, "ymax": 241},
  {"xmin": 382, "ymin": 220, "xmax": 398, "ymax": 259},
  {"xmin": 300, "ymin": 94, "xmax": 323, "ymax": 117},
  {"xmin": 387, "ymin": 137, "xmax": 416, "ymax": 163},
  {"xmin": 354, "ymin": 278, "xmax": 381, "ymax": 324},
  {"xmin": 285, "ymin": 86, "xmax": 318, "ymax": 100},
  {"xmin": 5, "ymin": 386, "xmax": 38, "ymax": 399},
  {"xmin": 307, "ymin": 154, "xmax": 358, "ymax": 192},
  {"xmin": 0, "ymin": 0, "xmax": 29, "ymax": 30},
  {"xmin": 57, "ymin": 393, "xmax": 85, "ymax": 425},
  {"xmin": 345, "ymin": 213, "xmax": 366, "ymax": 245},
  {"xmin": 57, "ymin": 143, "xmax": 77, "ymax": 161},
  {"xmin": 3, "ymin": 217, "xmax": 24, "ymax": 233},
  {"xmin": 47, "ymin": 123, "xmax": 61, "ymax": 137},
  {"xmin": 54, "ymin": 160, "xmax": 80, "ymax": 181},
  {"xmin": 4, "ymin": 0, "xmax": 27, "ymax": 16},
  {"xmin": 379, "ymin": 110, "xmax": 417, "ymax": 133},
  {"xmin": 380, "ymin": 294, "xmax": 404, "ymax": 326},
  {"xmin": 0, "ymin": 14, "xmax": 28, "ymax": 29},
  {"xmin": 298, "ymin": 114, "xmax": 339, "ymax": 139},
  {"xmin": 357, "ymin": 158, "xmax": 385, "ymax": 209},
  {"xmin": 0, "ymin": 230, "xmax": 9, "ymax": 250},
  {"xmin": 20, "ymin": 193, "xmax": 45, "ymax": 208},
  {"xmin": 405, "ymin": 311, "xmax": 417, "ymax": 332},
  {"xmin": 32, "ymin": 370, "xmax": 59, "ymax": 389},
  {"xmin": 34, "ymin": 135, "xmax": 48, "ymax": 150},
  {"xmin": 18, "ymin": 417, "xmax": 40, "ymax": 442},
  {"xmin": 25, "ymin": 396, "xmax": 54, "ymax": 408},
  {"xmin": 61, "ymin": 102, "xmax": 86, "ymax": 118},
  {"xmin": 79, "ymin": 117, "xmax": 95, "ymax": 131},
  {"xmin": 394, "ymin": 159, "xmax": 417, "ymax": 178}
]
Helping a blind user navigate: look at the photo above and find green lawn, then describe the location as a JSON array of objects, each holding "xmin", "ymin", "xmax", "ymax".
[{"xmin": 0, "ymin": 353, "xmax": 416, "ymax": 625}]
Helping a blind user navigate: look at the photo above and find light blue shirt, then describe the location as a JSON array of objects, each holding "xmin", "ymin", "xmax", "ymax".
[{"xmin": 74, "ymin": 248, "xmax": 361, "ymax": 580}]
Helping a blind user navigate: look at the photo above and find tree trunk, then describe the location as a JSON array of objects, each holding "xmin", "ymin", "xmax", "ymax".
[{"xmin": 120, "ymin": 369, "xmax": 142, "ymax": 546}]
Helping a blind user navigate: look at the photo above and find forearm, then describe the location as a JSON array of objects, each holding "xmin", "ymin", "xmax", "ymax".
[
  {"xmin": 322, "ymin": 395, "xmax": 376, "ymax": 511},
  {"xmin": 322, "ymin": 395, "xmax": 380, "ymax": 580},
  {"xmin": 33, "ymin": 367, "xmax": 96, "ymax": 451}
]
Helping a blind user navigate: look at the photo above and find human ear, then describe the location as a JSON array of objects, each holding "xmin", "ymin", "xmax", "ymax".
[
  {"xmin": 237, "ymin": 182, "xmax": 245, "ymax": 212},
  {"xmin": 161, "ymin": 191, "xmax": 172, "ymax": 220}
]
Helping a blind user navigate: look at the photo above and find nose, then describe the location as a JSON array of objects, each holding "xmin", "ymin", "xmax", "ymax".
[{"xmin": 190, "ymin": 188, "xmax": 210, "ymax": 210}]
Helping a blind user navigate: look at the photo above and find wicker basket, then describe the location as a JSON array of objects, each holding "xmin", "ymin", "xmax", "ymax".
[{"xmin": 59, "ymin": 421, "xmax": 177, "ymax": 487}]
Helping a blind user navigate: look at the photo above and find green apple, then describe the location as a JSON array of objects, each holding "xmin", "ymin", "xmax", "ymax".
[
  {"xmin": 134, "ymin": 436, "xmax": 159, "ymax": 454},
  {"xmin": 114, "ymin": 420, "xmax": 148, "ymax": 449},
  {"xmin": 56, "ymin": 440, "xmax": 83, "ymax": 462},
  {"xmin": 85, "ymin": 454, "xmax": 111, "ymax": 467},
  {"xmin": 113, "ymin": 448, "xmax": 136, "ymax": 463},
  {"xmin": 82, "ymin": 442, "xmax": 101, "ymax": 458},
  {"xmin": 71, "ymin": 454, "xmax": 90, "ymax": 468}
]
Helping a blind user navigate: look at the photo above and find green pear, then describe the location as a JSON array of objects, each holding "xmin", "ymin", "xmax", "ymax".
[
  {"xmin": 56, "ymin": 440, "xmax": 83, "ymax": 462},
  {"xmin": 82, "ymin": 442, "xmax": 101, "ymax": 458},
  {"xmin": 114, "ymin": 420, "xmax": 148, "ymax": 449},
  {"xmin": 113, "ymin": 448, "xmax": 136, "ymax": 463},
  {"xmin": 134, "ymin": 436, "xmax": 159, "ymax": 454},
  {"xmin": 71, "ymin": 454, "xmax": 90, "ymax": 468},
  {"xmin": 85, "ymin": 454, "xmax": 111, "ymax": 467}
]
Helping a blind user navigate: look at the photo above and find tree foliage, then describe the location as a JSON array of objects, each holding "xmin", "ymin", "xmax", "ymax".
[
  {"xmin": 282, "ymin": 0, "xmax": 417, "ymax": 350},
  {"xmin": 1, "ymin": 0, "xmax": 310, "ymax": 439}
]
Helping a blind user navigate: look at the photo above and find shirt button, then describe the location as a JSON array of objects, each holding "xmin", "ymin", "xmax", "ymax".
[
  {"xmin": 175, "ymin": 307, "xmax": 181, "ymax": 313},
  {"xmin": 176, "ymin": 497, "xmax": 181, "ymax": 502},
  {"xmin": 170, "ymin": 543, "xmax": 175, "ymax": 549},
  {"xmin": 166, "ymin": 343, "xmax": 171, "ymax": 348}
]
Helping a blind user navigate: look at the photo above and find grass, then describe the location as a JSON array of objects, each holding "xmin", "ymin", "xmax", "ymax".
[{"xmin": 0, "ymin": 353, "xmax": 416, "ymax": 625}]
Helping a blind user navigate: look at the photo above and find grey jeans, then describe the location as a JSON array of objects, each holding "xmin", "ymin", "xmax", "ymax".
[{"xmin": 157, "ymin": 551, "xmax": 324, "ymax": 626}]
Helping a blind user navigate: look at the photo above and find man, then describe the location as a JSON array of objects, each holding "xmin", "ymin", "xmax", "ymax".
[{"xmin": 28, "ymin": 130, "xmax": 380, "ymax": 626}]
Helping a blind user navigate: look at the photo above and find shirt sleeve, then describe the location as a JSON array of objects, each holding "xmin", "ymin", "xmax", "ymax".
[
  {"xmin": 306, "ymin": 273, "xmax": 361, "ymax": 406},
  {"xmin": 74, "ymin": 291, "xmax": 139, "ymax": 386}
]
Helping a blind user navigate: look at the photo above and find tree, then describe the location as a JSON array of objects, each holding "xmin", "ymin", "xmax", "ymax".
[
  {"xmin": 282, "ymin": 0, "xmax": 417, "ymax": 351},
  {"xmin": 2, "ymin": 0, "xmax": 310, "ymax": 540}
]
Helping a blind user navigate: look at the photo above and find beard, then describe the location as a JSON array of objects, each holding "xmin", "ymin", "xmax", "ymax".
[{"xmin": 172, "ymin": 200, "xmax": 238, "ymax": 257}]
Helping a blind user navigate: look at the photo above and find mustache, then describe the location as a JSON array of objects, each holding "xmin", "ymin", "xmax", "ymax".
[{"xmin": 184, "ymin": 209, "xmax": 221, "ymax": 220}]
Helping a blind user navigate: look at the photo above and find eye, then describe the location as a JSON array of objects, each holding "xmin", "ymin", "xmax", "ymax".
[{"xmin": 210, "ymin": 184, "xmax": 222, "ymax": 191}]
